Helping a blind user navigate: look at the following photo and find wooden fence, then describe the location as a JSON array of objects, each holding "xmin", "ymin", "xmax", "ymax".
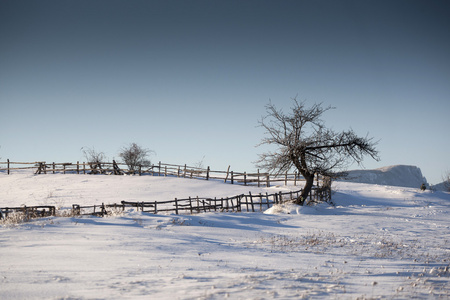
[
  {"xmin": 1, "ymin": 187, "xmax": 331, "ymax": 221},
  {"xmin": 1, "ymin": 160, "xmax": 332, "ymax": 221},
  {"xmin": 0, "ymin": 205, "xmax": 56, "ymax": 220},
  {"xmin": 0, "ymin": 160, "xmax": 326, "ymax": 188},
  {"xmin": 69, "ymin": 187, "xmax": 331, "ymax": 217}
]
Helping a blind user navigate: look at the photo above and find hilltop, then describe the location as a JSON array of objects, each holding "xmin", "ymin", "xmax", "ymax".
[{"xmin": 341, "ymin": 164, "xmax": 428, "ymax": 188}]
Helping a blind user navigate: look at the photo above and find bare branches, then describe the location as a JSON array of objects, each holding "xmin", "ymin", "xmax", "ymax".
[
  {"xmin": 257, "ymin": 99, "xmax": 379, "ymax": 174},
  {"xmin": 256, "ymin": 98, "xmax": 379, "ymax": 204},
  {"xmin": 82, "ymin": 147, "xmax": 106, "ymax": 174},
  {"xmin": 118, "ymin": 143, "xmax": 154, "ymax": 173}
]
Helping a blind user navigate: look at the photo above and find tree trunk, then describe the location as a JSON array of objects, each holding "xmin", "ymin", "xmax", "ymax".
[{"xmin": 295, "ymin": 173, "xmax": 314, "ymax": 205}]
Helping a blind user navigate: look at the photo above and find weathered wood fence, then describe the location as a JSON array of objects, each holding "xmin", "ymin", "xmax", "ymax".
[
  {"xmin": 69, "ymin": 187, "xmax": 331, "ymax": 217},
  {"xmin": 0, "ymin": 205, "xmax": 56, "ymax": 220},
  {"xmin": 1, "ymin": 186, "xmax": 331, "ymax": 221},
  {"xmin": 0, "ymin": 160, "xmax": 327, "ymax": 188}
]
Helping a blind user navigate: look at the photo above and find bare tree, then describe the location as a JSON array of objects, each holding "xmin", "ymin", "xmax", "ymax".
[
  {"xmin": 193, "ymin": 155, "xmax": 206, "ymax": 169},
  {"xmin": 82, "ymin": 147, "xmax": 106, "ymax": 174},
  {"xmin": 119, "ymin": 143, "xmax": 154, "ymax": 173},
  {"xmin": 256, "ymin": 98, "xmax": 380, "ymax": 205}
]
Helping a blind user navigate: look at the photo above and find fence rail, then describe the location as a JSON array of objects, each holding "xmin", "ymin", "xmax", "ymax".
[
  {"xmin": 1, "ymin": 186, "xmax": 331, "ymax": 221},
  {"xmin": 1, "ymin": 159, "xmax": 332, "ymax": 221},
  {"xmin": 0, "ymin": 160, "xmax": 327, "ymax": 188},
  {"xmin": 66, "ymin": 187, "xmax": 330, "ymax": 217},
  {"xmin": 0, "ymin": 205, "xmax": 56, "ymax": 220}
]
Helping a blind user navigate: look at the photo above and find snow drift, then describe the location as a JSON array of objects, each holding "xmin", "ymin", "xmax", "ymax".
[{"xmin": 342, "ymin": 165, "xmax": 428, "ymax": 188}]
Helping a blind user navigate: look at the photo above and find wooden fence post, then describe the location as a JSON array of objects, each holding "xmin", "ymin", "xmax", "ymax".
[
  {"xmin": 294, "ymin": 171, "xmax": 297, "ymax": 186},
  {"xmin": 72, "ymin": 204, "xmax": 81, "ymax": 216},
  {"xmin": 77, "ymin": 161, "xmax": 80, "ymax": 174},
  {"xmin": 244, "ymin": 194, "xmax": 249, "ymax": 211},
  {"xmin": 266, "ymin": 174, "xmax": 270, "ymax": 187},
  {"xmin": 285, "ymin": 171, "xmax": 288, "ymax": 185},
  {"xmin": 250, "ymin": 193, "xmax": 255, "ymax": 212},
  {"xmin": 202, "ymin": 198, "xmax": 206, "ymax": 212},
  {"xmin": 257, "ymin": 169, "xmax": 260, "ymax": 187},
  {"xmin": 259, "ymin": 193, "xmax": 263, "ymax": 211},
  {"xmin": 7, "ymin": 159, "xmax": 10, "ymax": 175},
  {"xmin": 224, "ymin": 165, "xmax": 230, "ymax": 183},
  {"xmin": 231, "ymin": 171, "xmax": 234, "ymax": 184},
  {"xmin": 158, "ymin": 161, "xmax": 161, "ymax": 176},
  {"xmin": 83, "ymin": 162, "xmax": 86, "ymax": 174},
  {"xmin": 53, "ymin": 162, "xmax": 55, "ymax": 174},
  {"xmin": 244, "ymin": 172, "xmax": 247, "ymax": 186},
  {"xmin": 154, "ymin": 201, "xmax": 157, "ymax": 214},
  {"xmin": 206, "ymin": 166, "xmax": 210, "ymax": 180}
]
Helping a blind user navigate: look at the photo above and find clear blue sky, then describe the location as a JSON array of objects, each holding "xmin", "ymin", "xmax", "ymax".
[{"xmin": 1, "ymin": 0, "xmax": 449, "ymax": 184}]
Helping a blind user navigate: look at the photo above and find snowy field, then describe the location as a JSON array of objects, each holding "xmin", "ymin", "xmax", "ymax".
[{"xmin": 1, "ymin": 172, "xmax": 449, "ymax": 299}]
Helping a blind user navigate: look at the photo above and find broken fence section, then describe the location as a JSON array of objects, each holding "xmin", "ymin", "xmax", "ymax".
[
  {"xmin": 70, "ymin": 189, "xmax": 308, "ymax": 217},
  {"xmin": 0, "ymin": 205, "xmax": 56, "ymax": 220},
  {"xmin": 1, "ymin": 187, "xmax": 330, "ymax": 220}
]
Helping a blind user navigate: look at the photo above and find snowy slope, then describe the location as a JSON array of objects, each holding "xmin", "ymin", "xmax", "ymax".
[
  {"xmin": 0, "ymin": 172, "xmax": 273, "ymax": 208},
  {"xmin": 342, "ymin": 165, "xmax": 428, "ymax": 188},
  {"xmin": 1, "ymin": 172, "xmax": 449, "ymax": 299},
  {"xmin": 433, "ymin": 180, "xmax": 450, "ymax": 191}
]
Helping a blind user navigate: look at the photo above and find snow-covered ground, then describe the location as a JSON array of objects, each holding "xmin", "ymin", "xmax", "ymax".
[{"xmin": 1, "ymin": 172, "xmax": 449, "ymax": 299}]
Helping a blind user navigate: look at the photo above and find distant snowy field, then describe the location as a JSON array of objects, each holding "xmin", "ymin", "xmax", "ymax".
[{"xmin": 1, "ymin": 172, "xmax": 449, "ymax": 299}]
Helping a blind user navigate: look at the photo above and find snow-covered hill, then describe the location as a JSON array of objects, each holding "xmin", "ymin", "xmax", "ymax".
[
  {"xmin": 341, "ymin": 165, "xmax": 428, "ymax": 188},
  {"xmin": 1, "ymin": 172, "xmax": 449, "ymax": 299},
  {"xmin": 433, "ymin": 180, "xmax": 450, "ymax": 191}
]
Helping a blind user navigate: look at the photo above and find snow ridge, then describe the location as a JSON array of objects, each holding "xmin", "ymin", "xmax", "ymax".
[{"xmin": 342, "ymin": 165, "xmax": 428, "ymax": 188}]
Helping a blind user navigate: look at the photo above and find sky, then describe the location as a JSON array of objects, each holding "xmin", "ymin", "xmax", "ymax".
[{"xmin": 1, "ymin": 0, "xmax": 449, "ymax": 184}]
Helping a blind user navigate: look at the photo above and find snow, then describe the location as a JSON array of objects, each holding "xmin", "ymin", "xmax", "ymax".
[
  {"xmin": 433, "ymin": 180, "xmax": 450, "ymax": 192},
  {"xmin": 342, "ymin": 165, "xmax": 429, "ymax": 188},
  {"xmin": 1, "ymin": 171, "xmax": 449, "ymax": 299}
]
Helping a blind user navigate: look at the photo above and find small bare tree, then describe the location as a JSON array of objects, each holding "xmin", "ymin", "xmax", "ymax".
[
  {"xmin": 82, "ymin": 147, "xmax": 106, "ymax": 174},
  {"xmin": 119, "ymin": 143, "xmax": 153, "ymax": 173},
  {"xmin": 256, "ymin": 98, "xmax": 380, "ymax": 205},
  {"xmin": 193, "ymin": 156, "xmax": 206, "ymax": 169}
]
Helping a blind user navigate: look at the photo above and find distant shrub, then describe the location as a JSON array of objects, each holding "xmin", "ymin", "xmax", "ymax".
[
  {"xmin": 118, "ymin": 143, "xmax": 154, "ymax": 173},
  {"xmin": 82, "ymin": 147, "xmax": 106, "ymax": 174}
]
